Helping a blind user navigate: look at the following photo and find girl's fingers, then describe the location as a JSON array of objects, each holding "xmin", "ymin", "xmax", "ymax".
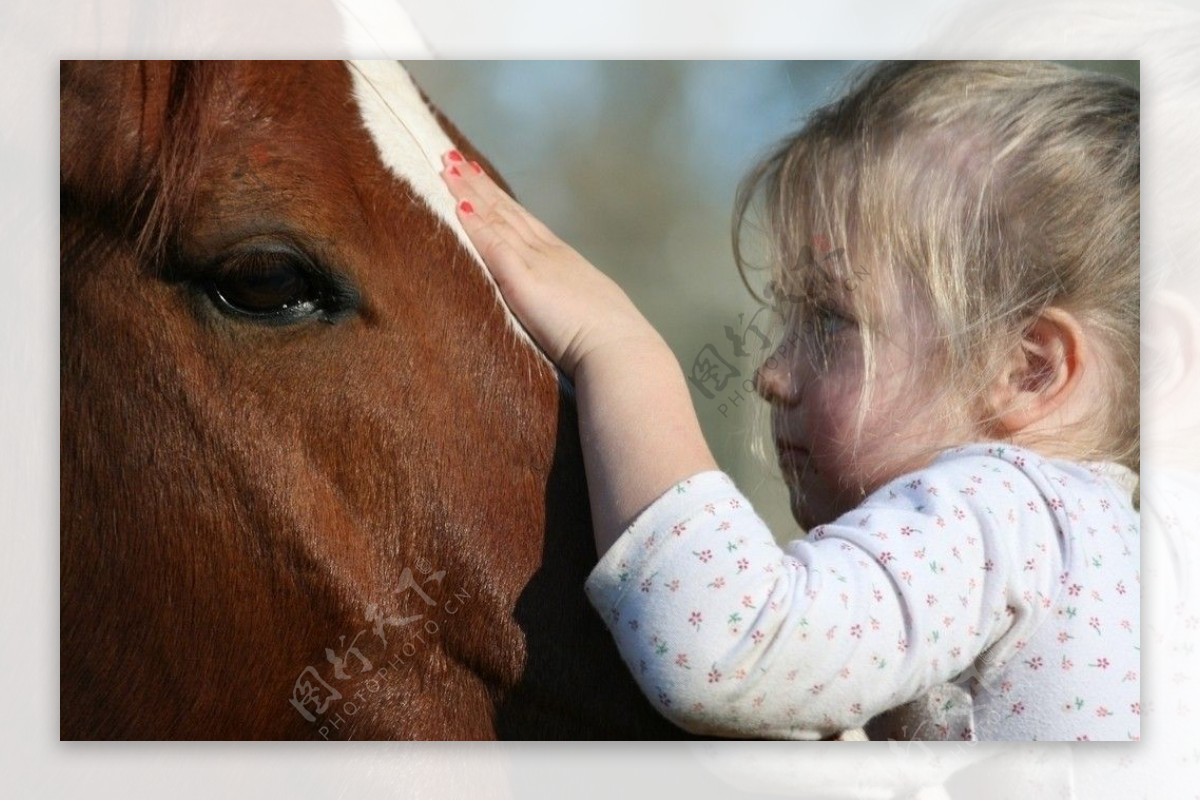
[
  {"xmin": 441, "ymin": 161, "xmax": 552, "ymax": 332},
  {"xmin": 441, "ymin": 152, "xmax": 523, "ymax": 226},
  {"xmin": 453, "ymin": 195, "xmax": 530, "ymax": 277},
  {"xmin": 441, "ymin": 150, "xmax": 555, "ymax": 249}
]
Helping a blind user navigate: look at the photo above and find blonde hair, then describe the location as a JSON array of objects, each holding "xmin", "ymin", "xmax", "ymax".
[{"xmin": 734, "ymin": 61, "xmax": 1139, "ymax": 474}]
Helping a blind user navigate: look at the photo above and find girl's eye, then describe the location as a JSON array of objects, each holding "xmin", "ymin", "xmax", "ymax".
[
  {"xmin": 203, "ymin": 250, "xmax": 337, "ymax": 324},
  {"xmin": 813, "ymin": 307, "xmax": 852, "ymax": 336},
  {"xmin": 798, "ymin": 306, "xmax": 855, "ymax": 365},
  {"xmin": 801, "ymin": 306, "xmax": 853, "ymax": 339}
]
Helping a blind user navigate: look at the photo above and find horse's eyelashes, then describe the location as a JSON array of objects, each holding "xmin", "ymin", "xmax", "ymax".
[{"xmin": 202, "ymin": 249, "xmax": 353, "ymax": 326}]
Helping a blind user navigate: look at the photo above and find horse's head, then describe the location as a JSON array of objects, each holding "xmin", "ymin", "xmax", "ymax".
[{"xmin": 60, "ymin": 60, "xmax": 683, "ymax": 739}]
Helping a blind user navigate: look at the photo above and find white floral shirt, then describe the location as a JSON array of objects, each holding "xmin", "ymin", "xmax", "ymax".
[{"xmin": 585, "ymin": 443, "xmax": 1140, "ymax": 741}]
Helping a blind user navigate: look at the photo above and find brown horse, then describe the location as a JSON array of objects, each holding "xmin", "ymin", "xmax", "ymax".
[{"xmin": 60, "ymin": 60, "xmax": 684, "ymax": 740}]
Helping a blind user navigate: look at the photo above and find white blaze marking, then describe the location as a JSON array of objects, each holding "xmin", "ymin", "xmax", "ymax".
[
  {"xmin": 346, "ymin": 60, "xmax": 547, "ymax": 360},
  {"xmin": 347, "ymin": 60, "xmax": 467, "ymax": 250}
]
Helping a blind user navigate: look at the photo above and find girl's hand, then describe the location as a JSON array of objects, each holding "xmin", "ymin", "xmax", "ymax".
[{"xmin": 440, "ymin": 150, "xmax": 664, "ymax": 379}]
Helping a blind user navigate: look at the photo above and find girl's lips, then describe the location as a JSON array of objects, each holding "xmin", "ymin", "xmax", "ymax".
[
  {"xmin": 777, "ymin": 443, "xmax": 819, "ymax": 485},
  {"xmin": 776, "ymin": 441, "xmax": 811, "ymax": 463}
]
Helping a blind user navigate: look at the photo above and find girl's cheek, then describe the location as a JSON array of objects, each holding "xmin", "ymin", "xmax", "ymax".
[{"xmin": 812, "ymin": 369, "xmax": 862, "ymax": 415}]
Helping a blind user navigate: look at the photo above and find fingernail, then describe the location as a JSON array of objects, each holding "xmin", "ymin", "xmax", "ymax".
[
  {"xmin": 470, "ymin": 161, "xmax": 483, "ymax": 174},
  {"xmin": 459, "ymin": 200, "xmax": 474, "ymax": 214},
  {"xmin": 448, "ymin": 150, "xmax": 465, "ymax": 162},
  {"xmin": 449, "ymin": 166, "xmax": 461, "ymax": 177}
]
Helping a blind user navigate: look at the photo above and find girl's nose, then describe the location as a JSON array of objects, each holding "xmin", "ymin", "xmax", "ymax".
[{"xmin": 754, "ymin": 347, "xmax": 800, "ymax": 405}]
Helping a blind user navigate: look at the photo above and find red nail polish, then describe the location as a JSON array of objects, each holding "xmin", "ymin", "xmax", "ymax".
[
  {"xmin": 470, "ymin": 161, "xmax": 483, "ymax": 174},
  {"xmin": 459, "ymin": 200, "xmax": 474, "ymax": 214},
  {"xmin": 449, "ymin": 166, "xmax": 461, "ymax": 177},
  {"xmin": 448, "ymin": 150, "xmax": 464, "ymax": 162}
]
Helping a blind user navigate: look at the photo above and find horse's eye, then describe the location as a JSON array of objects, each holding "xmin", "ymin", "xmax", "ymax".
[{"xmin": 204, "ymin": 250, "xmax": 327, "ymax": 324}]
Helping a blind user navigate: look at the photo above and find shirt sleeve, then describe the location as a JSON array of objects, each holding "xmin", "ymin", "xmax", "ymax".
[{"xmin": 584, "ymin": 450, "xmax": 1066, "ymax": 739}]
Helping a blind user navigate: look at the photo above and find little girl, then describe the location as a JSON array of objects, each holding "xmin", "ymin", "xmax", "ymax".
[{"xmin": 441, "ymin": 60, "xmax": 1139, "ymax": 741}]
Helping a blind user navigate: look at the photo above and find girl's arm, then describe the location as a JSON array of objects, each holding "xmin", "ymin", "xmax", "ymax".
[{"xmin": 440, "ymin": 152, "xmax": 717, "ymax": 557}]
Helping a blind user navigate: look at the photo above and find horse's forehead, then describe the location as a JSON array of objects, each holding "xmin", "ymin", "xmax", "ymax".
[
  {"xmin": 345, "ymin": 60, "xmax": 543, "ymax": 356},
  {"xmin": 346, "ymin": 61, "xmax": 482, "ymax": 270}
]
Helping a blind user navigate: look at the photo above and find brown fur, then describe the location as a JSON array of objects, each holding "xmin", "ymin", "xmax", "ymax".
[{"xmin": 61, "ymin": 61, "xmax": 685, "ymax": 740}]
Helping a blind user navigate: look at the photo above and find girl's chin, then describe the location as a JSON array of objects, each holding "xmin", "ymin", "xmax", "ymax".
[
  {"xmin": 789, "ymin": 484, "xmax": 850, "ymax": 532},
  {"xmin": 788, "ymin": 491, "xmax": 825, "ymax": 532}
]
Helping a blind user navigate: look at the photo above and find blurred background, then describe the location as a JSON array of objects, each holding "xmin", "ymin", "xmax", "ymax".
[{"xmin": 406, "ymin": 60, "xmax": 1139, "ymax": 539}]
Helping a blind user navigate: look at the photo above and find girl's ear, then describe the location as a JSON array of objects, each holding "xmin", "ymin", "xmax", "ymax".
[{"xmin": 989, "ymin": 308, "xmax": 1087, "ymax": 435}]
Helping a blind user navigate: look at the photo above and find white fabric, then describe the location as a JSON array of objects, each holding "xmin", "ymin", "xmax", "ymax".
[{"xmin": 585, "ymin": 443, "xmax": 1140, "ymax": 741}]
